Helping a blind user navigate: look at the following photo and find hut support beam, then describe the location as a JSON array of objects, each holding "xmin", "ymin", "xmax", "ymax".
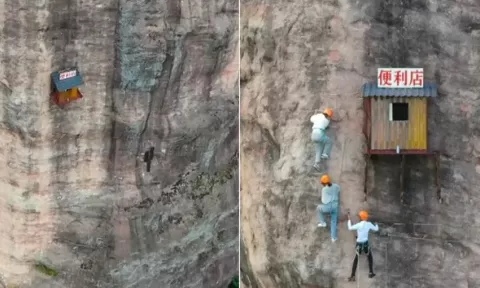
[
  {"xmin": 435, "ymin": 152, "xmax": 442, "ymax": 203},
  {"xmin": 364, "ymin": 155, "xmax": 370, "ymax": 202},
  {"xmin": 400, "ymin": 154, "xmax": 406, "ymax": 205}
]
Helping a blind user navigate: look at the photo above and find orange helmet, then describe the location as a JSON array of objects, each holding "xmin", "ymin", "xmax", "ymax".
[
  {"xmin": 323, "ymin": 108, "xmax": 333, "ymax": 118},
  {"xmin": 320, "ymin": 174, "xmax": 330, "ymax": 184},
  {"xmin": 359, "ymin": 210, "xmax": 369, "ymax": 221}
]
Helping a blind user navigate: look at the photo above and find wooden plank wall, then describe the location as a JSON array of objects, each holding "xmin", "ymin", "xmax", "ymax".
[
  {"xmin": 370, "ymin": 97, "xmax": 427, "ymax": 150},
  {"xmin": 408, "ymin": 98, "xmax": 427, "ymax": 149}
]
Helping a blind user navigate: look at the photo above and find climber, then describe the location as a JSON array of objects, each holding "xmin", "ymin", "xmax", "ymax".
[
  {"xmin": 144, "ymin": 147, "xmax": 155, "ymax": 172},
  {"xmin": 310, "ymin": 108, "xmax": 333, "ymax": 170},
  {"xmin": 316, "ymin": 174, "xmax": 340, "ymax": 242},
  {"xmin": 347, "ymin": 210, "xmax": 379, "ymax": 281}
]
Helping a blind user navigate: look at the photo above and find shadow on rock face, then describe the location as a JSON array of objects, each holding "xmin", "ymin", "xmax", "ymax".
[
  {"xmin": 363, "ymin": 0, "xmax": 437, "ymax": 68},
  {"xmin": 267, "ymin": 261, "xmax": 336, "ymax": 288}
]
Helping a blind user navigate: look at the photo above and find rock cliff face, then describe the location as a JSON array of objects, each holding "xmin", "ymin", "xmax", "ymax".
[
  {"xmin": 0, "ymin": 0, "xmax": 238, "ymax": 287},
  {"xmin": 241, "ymin": 1, "xmax": 480, "ymax": 287}
]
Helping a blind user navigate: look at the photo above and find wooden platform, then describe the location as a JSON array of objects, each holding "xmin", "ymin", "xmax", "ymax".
[{"xmin": 367, "ymin": 149, "xmax": 434, "ymax": 155}]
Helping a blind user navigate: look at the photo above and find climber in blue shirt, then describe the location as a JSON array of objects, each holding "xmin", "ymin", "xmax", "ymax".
[{"xmin": 316, "ymin": 174, "xmax": 340, "ymax": 243}]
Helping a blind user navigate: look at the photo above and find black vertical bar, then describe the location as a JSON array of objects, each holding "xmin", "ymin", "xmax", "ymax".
[{"xmin": 400, "ymin": 154, "xmax": 405, "ymax": 204}]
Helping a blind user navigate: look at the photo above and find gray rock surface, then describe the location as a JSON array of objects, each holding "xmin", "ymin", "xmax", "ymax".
[
  {"xmin": 240, "ymin": 1, "xmax": 480, "ymax": 287},
  {"xmin": 0, "ymin": 0, "xmax": 238, "ymax": 287}
]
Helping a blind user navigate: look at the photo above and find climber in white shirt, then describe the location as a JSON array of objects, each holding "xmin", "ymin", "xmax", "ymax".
[
  {"xmin": 310, "ymin": 108, "xmax": 334, "ymax": 170},
  {"xmin": 347, "ymin": 210, "xmax": 379, "ymax": 281}
]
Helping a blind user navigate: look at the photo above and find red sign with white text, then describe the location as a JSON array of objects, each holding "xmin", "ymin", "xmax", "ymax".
[{"xmin": 377, "ymin": 68, "xmax": 424, "ymax": 88}]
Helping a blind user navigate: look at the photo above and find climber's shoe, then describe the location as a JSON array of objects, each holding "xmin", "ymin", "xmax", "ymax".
[
  {"xmin": 368, "ymin": 273, "xmax": 376, "ymax": 278},
  {"xmin": 321, "ymin": 154, "xmax": 329, "ymax": 159},
  {"xmin": 317, "ymin": 222, "xmax": 327, "ymax": 227},
  {"xmin": 348, "ymin": 276, "xmax": 355, "ymax": 282},
  {"xmin": 313, "ymin": 163, "xmax": 321, "ymax": 171},
  {"xmin": 331, "ymin": 237, "xmax": 337, "ymax": 243}
]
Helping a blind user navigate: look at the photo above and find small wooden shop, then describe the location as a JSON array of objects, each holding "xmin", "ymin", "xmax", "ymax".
[
  {"xmin": 362, "ymin": 68, "xmax": 441, "ymax": 203},
  {"xmin": 51, "ymin": 67, "xmax": 84, "ymax": 106}
]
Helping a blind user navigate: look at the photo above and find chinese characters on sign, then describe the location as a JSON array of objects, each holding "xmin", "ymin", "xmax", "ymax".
[
  {"xmin": 377, "ymin": 68, "xmax": 424, "ymax": 88},
  {"xmin": 59, "ymin": 70, "xmax": 77, "ymax": 80}
]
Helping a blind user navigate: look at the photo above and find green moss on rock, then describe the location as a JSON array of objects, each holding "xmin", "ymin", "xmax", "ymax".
[
  {"xmin": 192, "ymin": 156, "xmax": 237, "ymax": 191},
  {"xmin": 228, "ymin": 275, "xmax": 239, "ymax": 288},
  {"xmin": 34, "ymin": 261, "xmax": 59, "ymax": 277}
]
